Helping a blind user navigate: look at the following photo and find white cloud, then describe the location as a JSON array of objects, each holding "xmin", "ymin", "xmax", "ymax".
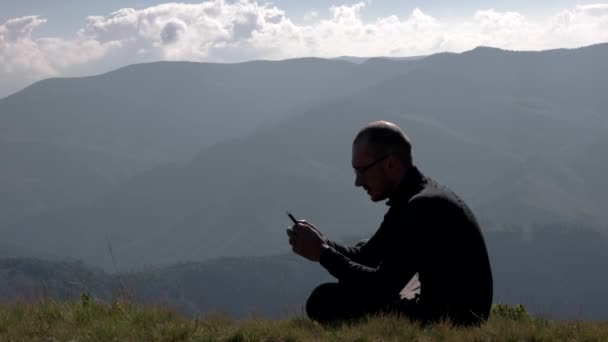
[
  {"xmin": 1, "ymin": 16, "xmax": 47, "ymax": 42},
  {"xmin": 474, "ymin": 9, "xmax": 525, "ymax": 33},
  {"xmin": 1, "ymin": 16, "xmax": 54, "ymax": 75},
  {"xmin": 1, "ymin": 1, "xmax": 608, "ymax": 97},
  {"xmin": 303, "ymin": 10, "xmax": 319, "ymax": 22},
  {"xmin": 577, "ymin": 3, "xmax": 608, "ymax": 16},
  {"xmin": 542, "ymin": 4, "xmax": 608, "ymax": 49},
  {"xmin": 0, "ymin": 15, "xmax": 116, "ymax": 77}
]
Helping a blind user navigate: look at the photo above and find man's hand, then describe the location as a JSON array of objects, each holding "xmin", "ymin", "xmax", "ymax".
[{"xmin": 286, "ymin": 220, "xmax": 329, "ymax": 262}]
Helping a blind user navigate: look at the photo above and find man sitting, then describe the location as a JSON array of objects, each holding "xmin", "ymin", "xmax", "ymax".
[{"xmin": 286, "ymin": 120, "xmax": 493, "ymax": 326}]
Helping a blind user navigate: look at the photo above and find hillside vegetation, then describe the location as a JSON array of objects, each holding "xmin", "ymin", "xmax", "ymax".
[
  {"xmin": 3, "ymin": 225, "xmax": 608, "ymax": 321},
  {"xmin": 1, "ymin": 300, "xmax": 606, "ymax": 341}
]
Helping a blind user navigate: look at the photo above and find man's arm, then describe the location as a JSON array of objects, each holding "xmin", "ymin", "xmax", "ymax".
[
  {"xmin": 319, "ymin": 200, "xmax": 428, "ymax": 295},
  {"xmin": 325, "ymin": 235, "xmax": 382, "ymax": 267},
  {"xmin": 324, "ymin": 211, "xmax": 393, "ymax": 266},
  {"xmin": 320, "ymin": 248, "xmax": 417, "ymax": 295},
  {"xmin": 288, "ymin": 219, "xmax": 384, "ymax": 266}
]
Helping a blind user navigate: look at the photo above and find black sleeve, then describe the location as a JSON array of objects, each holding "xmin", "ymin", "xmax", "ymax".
[
  {"xmin": 325, "ymin": 240, "xmax": 361, "ymax": 259},
  {"xmin": 325, "ymin": 232, "xmax": 383, "ymax": 267},
  {"xmin": 319, "ymin": 199, "xmax": 427, "ymax": 295}
]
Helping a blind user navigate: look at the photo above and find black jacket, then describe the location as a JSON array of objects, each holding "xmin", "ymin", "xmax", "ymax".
[{"xmin": 320, "ymin": 166, "xmax": 493, "ymax": 323}]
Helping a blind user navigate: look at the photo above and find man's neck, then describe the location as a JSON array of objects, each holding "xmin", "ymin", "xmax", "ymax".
[{"xmin": 388, "ymin": 165, "xmax": 412, "ymax": 198}]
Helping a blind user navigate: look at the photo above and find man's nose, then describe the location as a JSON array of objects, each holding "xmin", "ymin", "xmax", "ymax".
[{"xmin": 354, "ymin": 173, "xmax": 363, "ymax": 187}]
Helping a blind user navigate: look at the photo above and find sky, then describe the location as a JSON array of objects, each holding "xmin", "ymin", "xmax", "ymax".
[{"xmin": 1, "ymin": 0, "xmax": 607, "ymax": 98}]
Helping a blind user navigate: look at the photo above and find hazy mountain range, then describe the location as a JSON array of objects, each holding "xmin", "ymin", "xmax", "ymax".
[
  {"xmin": 0, "ymin": 58, "xmax": 419, "ymax": 226},
  {"xmin": 0, "ymin": 43, "xmax": 607, "ymax": 272},
  {"xmin": 1, "ymin": 224, "xmax": 606, "ymax": 320}
]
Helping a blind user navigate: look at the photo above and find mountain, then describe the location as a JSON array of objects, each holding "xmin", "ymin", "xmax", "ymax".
[
  {"xmin": 472, "ymin": 158, "xmax": 605, "ymax": 226},
  {"xmin": 0, "ymin": 57, "xmax": 422, "ymax": 223},
  {"xmin": 0, "ymin": 140, "xmax": 139, "ymax": 225},
  {"xmin": 0, "ymin": 255, "xmax": 329, "ymax": 319},
  {"xmin": 332, "ymin": 55, "xmax": 427, "ymax": 64},
  {"xmin": 0, "ymin": 58, "xmax": 421, "ymax": 165},
  {"xmin": 2, "ymin": 43, "xmax": 607, "ymax": 269},
  {"xmin": 2, "ymin": 225, "xmax": 608, "ymax": 320}
]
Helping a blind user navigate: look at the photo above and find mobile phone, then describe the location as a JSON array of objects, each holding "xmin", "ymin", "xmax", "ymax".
[{"xmin": 286, "ymin": 211, "xmax": 298, "ymax": 224}]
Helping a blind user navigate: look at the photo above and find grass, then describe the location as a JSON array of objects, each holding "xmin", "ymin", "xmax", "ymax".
[{"xmin": 0, "ymin": 299, "xmax": 607, "ymax": 341}]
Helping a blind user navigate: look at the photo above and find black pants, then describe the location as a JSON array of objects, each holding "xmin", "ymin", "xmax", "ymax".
[
  {"xmin": 305, "ymin": 282, "xmax": 423, "ymax": 325},
  {"xmin": 306, "ymin": 283, "xmax": 486, "ymax": 326}
]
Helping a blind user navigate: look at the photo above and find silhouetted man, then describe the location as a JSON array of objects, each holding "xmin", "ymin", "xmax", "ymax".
[{"xmin": 286, "ymin": 121, "xmax": 493, "ymax": 326}]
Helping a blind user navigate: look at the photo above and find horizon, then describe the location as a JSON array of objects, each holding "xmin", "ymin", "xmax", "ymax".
[
  {"xmin": 2, "ymin": 41, "xmax": 606, "ymax": 100},
  {"xmin": 1, "ymin": 0, "xmax": 608, "ymax": 97}
]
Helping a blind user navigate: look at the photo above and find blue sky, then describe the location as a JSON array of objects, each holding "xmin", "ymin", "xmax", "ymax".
[{"xmin": 1, "ymin": 0, "xmax": 607, "ymax": 97}]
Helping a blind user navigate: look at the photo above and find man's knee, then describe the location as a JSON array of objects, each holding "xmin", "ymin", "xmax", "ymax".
[{"xmin": 306, "ymin": 283, "xmax": 339, "ymax": 322}]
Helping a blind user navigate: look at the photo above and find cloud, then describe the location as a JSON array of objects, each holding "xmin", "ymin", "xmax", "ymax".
[
  {"xmin": 540, "ymin": 4, "xmax": 608, "ymax": 49},
  {"xmin": 0, "ymin": 16, "xmax": 56, "ymax": 76},
  {"xmin": 0, "ymin": 15, "xmax": 116, "ymax": 77},
  {"xmin": 1, "ymin": 1, "xmax": 608, "ymax": 97},
  {"xmin": 1, "ymin": 16, "xmax": 47, "ymax": 42},
  {"xmin": 160, "ymin": 19, "xmax": 187, "ymax": 44},
  {"xmin": 303, "ymin": 10, "xmax": 319, "ymax": 22},
  {"xmin": 577, "ymin": 3, "xmax": 608, "ymax": 16},
  {"xmin": 474, "ymin": 9, "xmax": 525, "ymax": 32}
]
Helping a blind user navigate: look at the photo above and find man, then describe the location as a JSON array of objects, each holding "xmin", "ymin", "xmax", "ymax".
[{"xmin": 286, "ymin": 120, "xmax": 493, "ymax": 326}]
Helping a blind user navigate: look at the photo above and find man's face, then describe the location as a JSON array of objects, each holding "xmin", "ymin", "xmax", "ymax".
[{"xmin": 351, "ymin": 142, "xmax": 392, "ymax": 202}]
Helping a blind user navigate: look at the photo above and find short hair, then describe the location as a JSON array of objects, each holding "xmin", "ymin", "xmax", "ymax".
[{"xmin": 354, "ymin": 121, "xmax": 413, "ymax": 167}]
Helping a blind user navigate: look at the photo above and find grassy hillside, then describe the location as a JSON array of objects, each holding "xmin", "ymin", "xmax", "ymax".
[
  {"xmin": 3, "ymin": 227, "xmax": 608, "ymax": 321},
  {"xmin": 1, "ymin": 300, "xmax": 606, "ymax": 341}
]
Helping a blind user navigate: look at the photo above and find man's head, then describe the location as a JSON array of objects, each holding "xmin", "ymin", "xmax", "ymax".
[{"xmin": 352, "ymin": 121, "xmax": 413, "ymax": 202}]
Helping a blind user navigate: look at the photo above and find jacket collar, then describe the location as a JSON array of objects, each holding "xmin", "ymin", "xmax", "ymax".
[{"xmin": 386, "ymin": 165, "xmax": 426, "ymax": 206}]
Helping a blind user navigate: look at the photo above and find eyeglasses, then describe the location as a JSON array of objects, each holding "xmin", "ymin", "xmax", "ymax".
[{"xmin": 353, "ymin": 154, "xmax": 390, "ymax": 177}]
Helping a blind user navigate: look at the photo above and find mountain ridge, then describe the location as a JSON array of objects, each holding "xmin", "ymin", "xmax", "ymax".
[{"xmin": 1, "ymin": 42, "xmax": 607, "ymax": 269}]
